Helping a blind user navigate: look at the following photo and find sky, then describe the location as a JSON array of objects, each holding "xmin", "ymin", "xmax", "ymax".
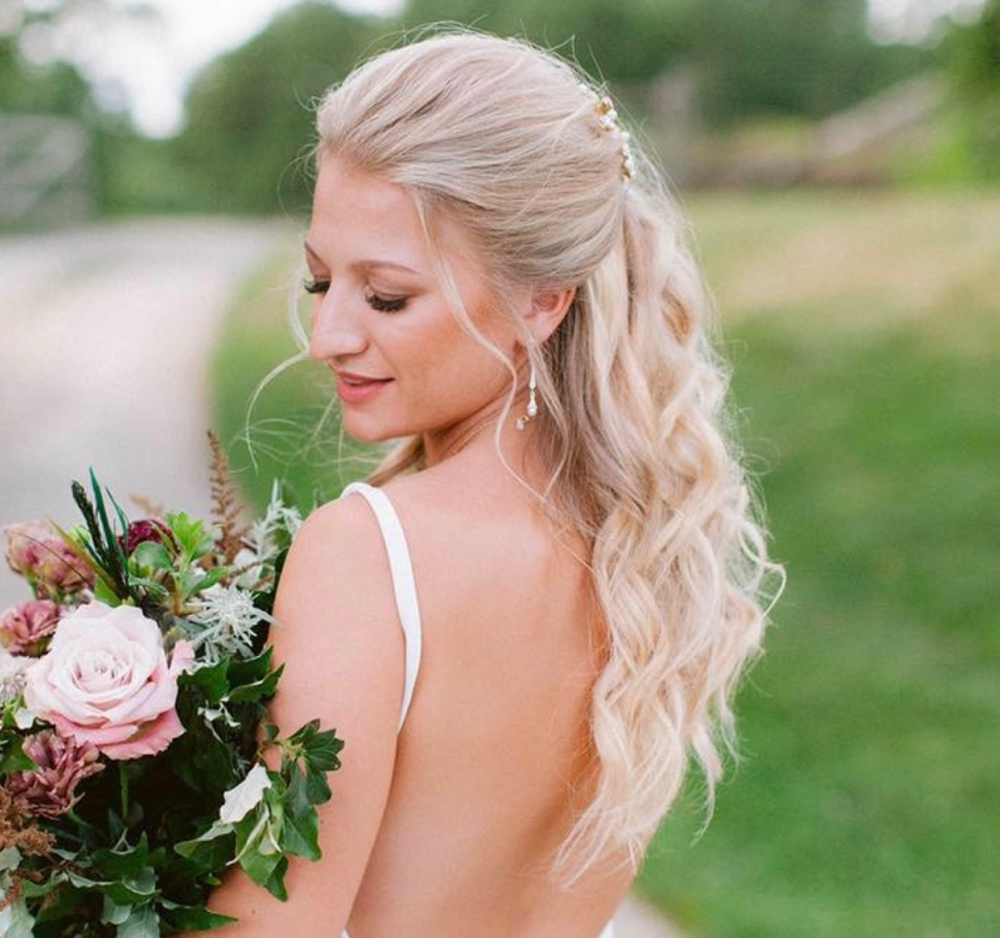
[{"xmin": 8, "ymin": 0, "xmax": 988, "ymax": 138}]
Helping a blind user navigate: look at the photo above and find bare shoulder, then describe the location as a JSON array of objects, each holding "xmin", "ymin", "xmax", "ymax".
[{"xmin": 269, "ymin": 490, "xmax": 405, "ymax": 744}]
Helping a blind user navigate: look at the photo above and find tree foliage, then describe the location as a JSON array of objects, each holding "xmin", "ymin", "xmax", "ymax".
[
  {"xmin": 399, "ymin": 0, "xmax": 693, "ymax": 83},
  {"xmin": 398, "ymin": 0, "xmax": 926, "ymax": 123},
  {"xmin": 943, "ymin": 0, "xmax": 1000, "ymax": 177},
  {"xmin": 177, "ymin": 2, "xmax": 387, "ymax": 215}
]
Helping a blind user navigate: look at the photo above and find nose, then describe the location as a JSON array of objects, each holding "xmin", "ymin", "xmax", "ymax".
[{"xmin": 308, "ymin": 286, "xmax": 368, "ymax": 362}]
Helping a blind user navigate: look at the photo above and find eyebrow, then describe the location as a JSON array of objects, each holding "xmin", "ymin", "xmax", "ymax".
[{"xmin": 304, "ymin": 241, "xmax": 420, "ymax": 276}]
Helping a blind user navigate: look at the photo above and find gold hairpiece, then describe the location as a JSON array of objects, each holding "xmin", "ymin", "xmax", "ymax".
[{"xmin": 582, "ymin": 85, "xmax": 636, "ymax": 181}]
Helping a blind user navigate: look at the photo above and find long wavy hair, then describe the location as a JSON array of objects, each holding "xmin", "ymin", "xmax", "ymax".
[{"xmin": 314, "ymin": 30, "xmax": 781, "ymax": 879}]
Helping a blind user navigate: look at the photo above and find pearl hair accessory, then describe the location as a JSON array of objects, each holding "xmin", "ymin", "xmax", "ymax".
[{"xmin": 581, "ymin": 84, "xmax": 636, "ymax": 181}]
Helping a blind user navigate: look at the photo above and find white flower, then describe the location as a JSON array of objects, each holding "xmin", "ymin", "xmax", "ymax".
[
  {"xmin": 0, "ymin": 647, "xmax": 30, "ymax": 705},
  {"xmin": 243, "ymin": 485, "xmax": 302, "ymax": 564},
  {"xmin": 219, "ymin": 763, "xmax": 272, "ymax": 825},
  {"xmin": 185, "ymin": 585, "xmax": 274, "ymax": 665}
]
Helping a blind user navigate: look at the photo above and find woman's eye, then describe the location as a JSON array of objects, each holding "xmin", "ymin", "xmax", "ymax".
[
  {"xmin": 366, "ymin": 292, "xmax": 409, "ymax": 313},
  {"xmin": 303, "ymin": 278, "xmax": 330, "ymax": 295}
]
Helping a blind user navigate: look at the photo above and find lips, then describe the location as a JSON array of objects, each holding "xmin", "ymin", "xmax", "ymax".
[{"xmin": 335, "ymin": 371, "xmax": 392, "ymax": 404}]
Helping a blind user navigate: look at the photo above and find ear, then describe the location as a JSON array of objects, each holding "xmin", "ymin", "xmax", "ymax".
[{"xmin": 525, "ymin": 287, "xmax": 576, "ymax": 344}]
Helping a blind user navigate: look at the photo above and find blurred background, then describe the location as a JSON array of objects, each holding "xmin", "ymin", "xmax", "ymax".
[{"xmin": 1, "ymin": 0, "xmax": 998, "ymax": 935}]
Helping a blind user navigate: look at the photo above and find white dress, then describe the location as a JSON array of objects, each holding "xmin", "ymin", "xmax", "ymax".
[{"xmin": 339, "ymin": 483, "xmax": 614, "ymax": 938}]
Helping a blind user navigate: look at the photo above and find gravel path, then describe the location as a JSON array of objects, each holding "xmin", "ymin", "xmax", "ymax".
[
  {"xmin": 0, "ymin": 217, "xmax": 289, "ymax": 606},
  {"xmin": 0, "ymin": 217, "xmax": 681, "ymax": 938}
]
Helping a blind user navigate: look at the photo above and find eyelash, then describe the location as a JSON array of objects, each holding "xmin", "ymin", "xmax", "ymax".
[{"xmin": 302, "ymin": 279, "xmax": 409, "ymax": 313}]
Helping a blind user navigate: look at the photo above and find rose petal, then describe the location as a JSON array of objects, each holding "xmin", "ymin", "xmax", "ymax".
[{"xmin": 98, "ymin": 707, "xmax": 185, "ymax": 760}]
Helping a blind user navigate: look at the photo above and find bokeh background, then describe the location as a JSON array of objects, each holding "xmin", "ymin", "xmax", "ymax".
[{"xmin": 2, "ymin": 1, "xmax": 998, "ymax": 935}]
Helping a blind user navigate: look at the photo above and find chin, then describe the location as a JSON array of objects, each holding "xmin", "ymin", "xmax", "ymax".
[{"xmin": 341, "ymin": 414, "xmax": 410, "ymax": 445}]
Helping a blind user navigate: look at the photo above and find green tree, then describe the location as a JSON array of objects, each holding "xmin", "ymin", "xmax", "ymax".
[
  {"xmin": 687, "ymin": 0, "xmax": 926, "ymax": 124},
  {"xmin": 399, "ymin": 0, "xmax": 927, "ymax": 123},
  {"xmin": 178, "ymin": 2, "xmax": 386, "ymax": 215},
  {"xmin": 943, "ymin": 0, "xmax": 1000, "ymax": 178},
  {"xmin": 400, "ymin": 0, "xmax": 694, "ymax": 83}
]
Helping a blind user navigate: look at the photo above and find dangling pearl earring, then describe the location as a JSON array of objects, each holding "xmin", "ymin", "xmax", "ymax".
[{"xmin": 516, "ymin": 362, "xmax": 538, "ymax": 430}]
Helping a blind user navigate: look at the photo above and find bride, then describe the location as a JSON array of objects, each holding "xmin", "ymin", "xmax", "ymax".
[{"xmin": 205, "ymin": 31, "xmax": 776, "ymax": 938}]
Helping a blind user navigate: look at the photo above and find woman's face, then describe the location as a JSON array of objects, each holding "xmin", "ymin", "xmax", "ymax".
[{"xmin": 305, "ymin": 155, "xmax": 516, "ymax": 444}]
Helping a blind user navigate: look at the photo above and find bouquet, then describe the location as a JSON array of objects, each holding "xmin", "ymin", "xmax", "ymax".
[{"xmin": 0, "ymin": 439, "xmax": 343, "ymax": 936}]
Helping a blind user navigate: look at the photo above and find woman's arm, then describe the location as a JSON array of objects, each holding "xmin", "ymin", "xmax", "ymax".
[{"xmin": 201, "ymin": 495, "xmax": 406, "ymax": 933}]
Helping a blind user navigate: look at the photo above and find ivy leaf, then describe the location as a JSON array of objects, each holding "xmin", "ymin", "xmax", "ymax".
[
  {"xmin": 280, "ymin": 778, "xmax": 321, "ymax": 862},
  {"xmin": 227, "ymin": 668, "xmax": 282, "ymax": 704},
  {"xmin": 116, "ymin": 902, "xmax": 159, "ymax": 938},
  {"xmin": 159, "ymin": 904, "xmax": 236, "ymax": 931},
  {"xmin": 235, "ymin": 806, "xmax": 283, "ymax": 890},
  {"xmin": 261, "ymin": 856, "xmax": 289, "ymax": 901},
  {"xmin": 0, "ymin": 895, "xmax": 34, "ymax": 938},
  {"xmin": 181, "ymin": 658, "xmax": 230, "ymax": 705},
  {"xmin": 102, "ymin": 896, "xmax": 133, "ymax": 925},
  {"xmin": 227, "ymin": 647, "xmax": 276, "ymax": 687},
  {"xmin": 173, "ymin": 824, "xmax": 235, "ymax": 871}
]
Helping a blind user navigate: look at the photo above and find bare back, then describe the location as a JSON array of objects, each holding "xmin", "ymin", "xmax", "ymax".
[{"xmin": 346, "ymin": 456, "xmax": 629, "ymax": 937}]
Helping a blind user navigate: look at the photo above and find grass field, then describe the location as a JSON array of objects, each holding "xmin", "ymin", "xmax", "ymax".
[{"xmin": 210, "ymin": 190, "xmax": 1000, "ymax": 937}]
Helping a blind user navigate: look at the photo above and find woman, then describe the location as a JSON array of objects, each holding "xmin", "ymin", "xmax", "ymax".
[{"xmin": 210, "ymin": 31, "xmax": 776, "ymax": 938}]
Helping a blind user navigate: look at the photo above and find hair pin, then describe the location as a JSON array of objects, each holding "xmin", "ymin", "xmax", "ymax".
[{"xmin": 582, "ymin": 86, "xmax": 636, "ymax": 181}]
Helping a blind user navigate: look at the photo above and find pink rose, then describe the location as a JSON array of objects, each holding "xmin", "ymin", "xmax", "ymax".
[
  {"xmin": 4, "ymin": 520, "xmax": 94, "ymax": 599},
  {"xmin": 0, "ymin": 599, "xmax": 64, "ymax": 656},
  {"xmin": 24, "ymin": 602, "xmax": 194, "ymax": 761}
]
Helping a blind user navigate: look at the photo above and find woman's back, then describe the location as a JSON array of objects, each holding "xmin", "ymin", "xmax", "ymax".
[{"xmin": 345, "ymin": 452, "xmax": 629, "ymax": 937}]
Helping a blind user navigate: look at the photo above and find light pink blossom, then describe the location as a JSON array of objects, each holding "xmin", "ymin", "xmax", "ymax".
[
  {"xmin": 4, "ymin": 520, "xmax": 93, "ymax": 598},
  {"xmin": 24, "ymin": 602, "xmax": 194, "ymax": 760},
  {"xmin": 0, "ymin": 599, "xmax": 64, "ymax": 656}
]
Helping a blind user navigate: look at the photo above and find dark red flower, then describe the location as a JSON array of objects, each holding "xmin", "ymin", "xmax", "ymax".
[{"xmin": 123, "ymin": 519, "xmax": 176, "ymax": 557}]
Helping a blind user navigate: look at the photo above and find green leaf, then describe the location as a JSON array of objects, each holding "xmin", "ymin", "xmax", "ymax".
[
  {"xmin": 227, "ymin": 667, "xmax": 282, "ymax": 704},
  {"xmin": 227, "ymin": 647, "xmax": 275, "ymax": 687},
  {"xmin": 261, "ymin": 856, "xmax": 289, "ymax": 901},
  {"xmin": 280, "ymin": 799, "xmax": 320, "ymax": 861},
  {"xmin": 236, "ymin": 813, "xmax": 284, "ymax": 889},
  {"xmin": 94, "ymin": 577, "xmax": 123, "ymax": 605},
  {"xmin": 181, "ymin": 658, "xmax": 230, "ymax": 704},
  {"xmin": 173, "ymin": 826, "xmax": 236, "ymax": 871},
  {"xmin": 160, "ymin": 904, "xmax": 237, "ymax": 931},
  {"xmin": 0, "ymin": 845, "xmax": 20, "ymax": 871},
  {"xmin": 189, "ymin": 566, "xmax": 226, "ymax": 594},
  {"xmin": 0, "ymin": 894, "xmax": 34, "ymax": 938},
  {"xmin": 66, "ymin": 866, "xmax": 156, "ymax": 906},
  {"xmin": 116, "ymin": 902, "xmax": 159, "ymax": 938},
  {"xmin": 0, "ymin": 734, "xmax": 35, "ymax": 776},
  {"xmin": 166, "ymin": 512, "xmax": 215, "ymax": 561},
  {"xmin": 89, "ymin": 469, "xmax": 130, "ymax": 596},
  {"xmin": 302, "ymin": 725, "xmax": 344, "ymax": 772},
  {"xmin": 102, "ymin": 896, "xmax": 133, "ymax": 925},
  {"xmin": 129, "ymin": 540, "xmax": 172, "ymax": 572}
]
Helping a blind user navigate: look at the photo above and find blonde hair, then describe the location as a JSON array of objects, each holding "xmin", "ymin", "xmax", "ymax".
[{"xmin": 315, "ymin": 31, "xmax": 780, "ymax": 878}]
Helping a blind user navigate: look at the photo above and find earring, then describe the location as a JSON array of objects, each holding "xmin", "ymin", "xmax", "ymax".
[{"xmin": 516, "ymin": 362, "xmax": 538, "ymax": 430}]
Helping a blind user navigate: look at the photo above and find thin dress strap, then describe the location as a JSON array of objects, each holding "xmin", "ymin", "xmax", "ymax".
[{"xmin": 340, "ymin": 482, "xmax": 422, "ymax": 731}]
